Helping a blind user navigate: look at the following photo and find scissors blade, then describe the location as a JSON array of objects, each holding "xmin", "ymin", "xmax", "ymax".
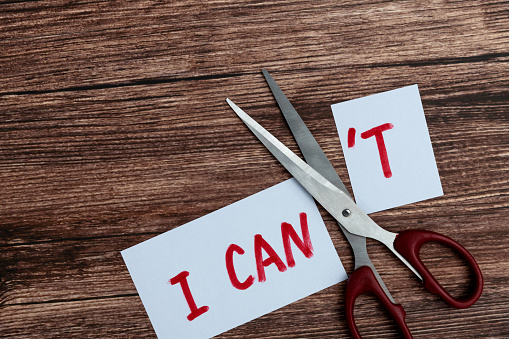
[
  {"xmin": 227, "ymin": 98, "xmax": 422, "ymax": 281},
  {"xmin": 262, "ymin": 70, "xmax": 351, "ymax": 198},
  {"xmin": 262, "ymin": 69, "xmax": 394, "ymax": 302},
  {"xmin": 227, "ymin": 98, "xmax": 384, "ymax": 239}
]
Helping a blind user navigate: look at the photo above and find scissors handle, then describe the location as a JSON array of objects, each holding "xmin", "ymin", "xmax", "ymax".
[
  {"xmin": 345, "ymin": 266, "xmax": 412, "ymax": 339},
  {"xmin": 394, "ymin": 229, "xmax": 483, "ymax": 309}
]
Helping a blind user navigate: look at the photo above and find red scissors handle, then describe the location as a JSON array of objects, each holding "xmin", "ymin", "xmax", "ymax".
[
  {"xmin": 394, "ymin": 229, "xmax": 483, "ymax": 308},
  {"xmin": 345, "ymin": 230, "xmax": 482, "ymax": 338},
  {"xmin": 345, "ymin": 266, "xmax": 412, "ymax": 339}
]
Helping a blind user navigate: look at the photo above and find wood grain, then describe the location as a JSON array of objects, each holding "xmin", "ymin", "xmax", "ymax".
[{"xmin": 1, "ymin": 0, "xmax": 508, "ymax": 338}]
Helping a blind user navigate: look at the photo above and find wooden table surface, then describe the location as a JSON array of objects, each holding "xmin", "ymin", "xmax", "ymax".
[{"xmin": 1, "ymin": 1, "xmax": 508, "ymax": 338}]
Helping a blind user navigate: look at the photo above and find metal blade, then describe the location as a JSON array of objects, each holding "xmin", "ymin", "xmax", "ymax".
[
  {"xmin": 262, "ymin": 69, "xmax": 394, "ymax": 301},
  {"xmin": 262, "ymin": 69, "xmax": 352, "ymax": 198},
  {"xmin": 227, "ymin": 98, "xmax": 422, "ymax": 281}
]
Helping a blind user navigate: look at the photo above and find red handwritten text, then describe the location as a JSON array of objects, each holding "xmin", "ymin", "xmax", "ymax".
[
  {"xmin": 226, "ymin": 212, "xmax": 314, "ymax": 290},
  {"xmin": 282, "ymin": 212, "xmax": 313, "ymax": 267},
  {"xmin": 360, "ymin": 123, "xmax": 394, "ymax": 178},
  {"xmin": 170, "ymin": 271, "xmax": 209, "ymax": 321},
  {"xmin": 255, "ymin": 233, "xmax": 288, "ymax": 282},
  {"xmin": 348, "ymin": 127, "xmax": 356, "ymax": 148},
  {"xmin": 226, "ymin": 244, "xmax": 255, "ymax": 290}
]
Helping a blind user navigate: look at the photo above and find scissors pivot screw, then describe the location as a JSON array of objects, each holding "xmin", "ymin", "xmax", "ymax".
[{"xmin": 342, "ymin": 209, "xmax": 351, "ymax": 217}]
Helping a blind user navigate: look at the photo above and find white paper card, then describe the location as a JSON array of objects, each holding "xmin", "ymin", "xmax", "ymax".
[
  {"xmin": 331, "ymin": 85, "xmax": 443, "ymax": 214},
  {"xmin": 122, "ymin": 179, "xmax": 346, "ymax": 339}
]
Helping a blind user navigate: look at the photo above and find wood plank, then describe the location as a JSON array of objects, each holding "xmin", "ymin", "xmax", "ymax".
[
  {"xmin": 0, "ymin": 1, "xmax": 508, "ymax": 93},
  {"xmin": 0, "ymin": 61, "xmax": 507, "ymax": 244},
  {"xmin": 1, "ymin": 0, "xmax": 508, "ymax": 337},
  {"xmin": 1, "ymin": 216, "xmax": 508, "ymax": 306}
]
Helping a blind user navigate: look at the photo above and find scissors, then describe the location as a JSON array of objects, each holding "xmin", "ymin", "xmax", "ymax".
[{"xmin": 226, "ymin": 70, "xmax": 483, "ymax": 338}]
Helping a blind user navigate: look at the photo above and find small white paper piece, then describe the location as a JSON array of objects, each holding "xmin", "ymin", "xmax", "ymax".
[
  {"xmin": 331, "ymin": 85, "xmax": 443, "ymax": 214},
  {"xmin": 122, "ymin": 179, "xmax": 346, "ymax": 339}
]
